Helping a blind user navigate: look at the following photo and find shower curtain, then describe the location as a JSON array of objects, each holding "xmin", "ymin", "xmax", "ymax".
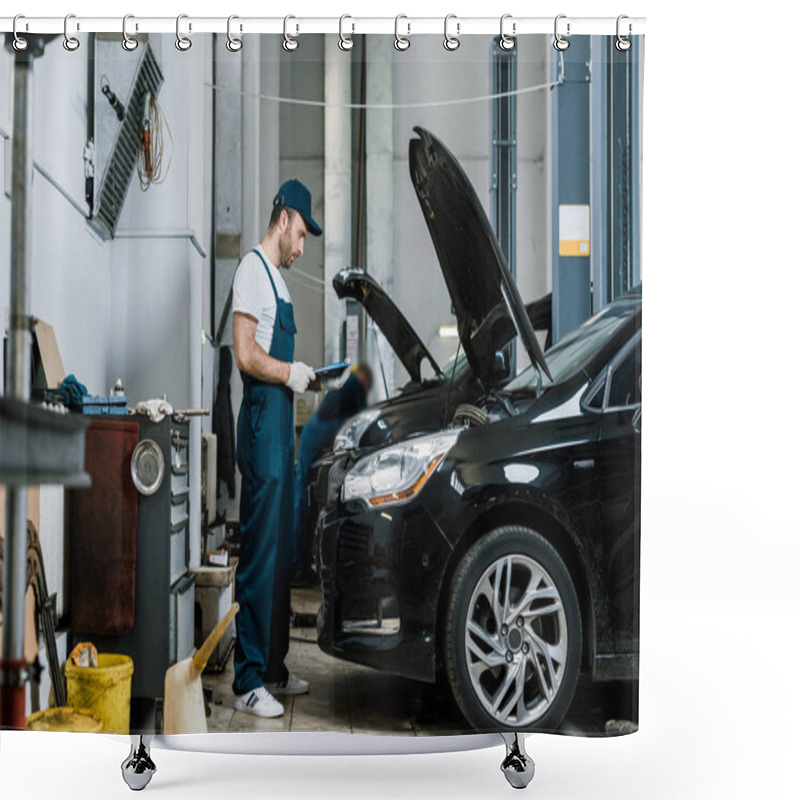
[{"xmin": 0, "ymin": 24, "xmax": 643, "ymax": 741}]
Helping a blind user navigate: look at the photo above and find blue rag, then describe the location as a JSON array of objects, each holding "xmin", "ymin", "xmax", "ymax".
[{"xmin": 59, "ymin": 374, "xmax": 88, "ymax": 409}]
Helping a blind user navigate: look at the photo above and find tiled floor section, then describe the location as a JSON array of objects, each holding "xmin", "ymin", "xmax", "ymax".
[
  {"xmin": 204, "ymin": 586, "xmax": 468, "ymax": 736},
  {"xmin": 204, "ymin": 586, "xmax": 635, "ymax": 736}
]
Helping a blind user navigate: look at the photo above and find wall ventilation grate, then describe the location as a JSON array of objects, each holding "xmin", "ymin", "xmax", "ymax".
[{"xmin": 90, "ymin": 41, "xmax": 164, "ymax": 240}]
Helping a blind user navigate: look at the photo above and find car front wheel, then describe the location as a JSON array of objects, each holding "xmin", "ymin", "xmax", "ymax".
[{"xmin": 444, "ymin": 526, "xmax": 582, "ymax": 731}]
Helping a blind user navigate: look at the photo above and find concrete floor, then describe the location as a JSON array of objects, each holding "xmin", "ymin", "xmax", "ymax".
[{"xmin": 204, "ymin": 586, "xmax": 636, "ymax": 737}]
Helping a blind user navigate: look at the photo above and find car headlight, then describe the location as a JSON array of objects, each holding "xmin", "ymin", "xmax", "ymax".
[
  {"xmin": 342, "ymin": 430, "xmax": 461, "ymax": 508},
  {"xmin": 333, "ymin": 408, "xmax": 382, "ymax": 452}
]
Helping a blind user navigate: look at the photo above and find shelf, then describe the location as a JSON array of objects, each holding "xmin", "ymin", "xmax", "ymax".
[{"xmin": 0, "ymin": 397, "xmax": 90, "ymax": 487}]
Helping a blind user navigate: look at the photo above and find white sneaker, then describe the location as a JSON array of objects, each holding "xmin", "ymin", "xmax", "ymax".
[
  {"xmin": 263, "ymin": 673, "xmax": 309, "ymax": 696},
  {"xmin": 233, "ymin": 686, "xmax": 284, "ymax": 718}
]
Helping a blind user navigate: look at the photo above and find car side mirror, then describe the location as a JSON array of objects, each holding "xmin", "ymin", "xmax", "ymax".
[{"xmin": 493, "ymin": 350, "xmax": 510, "ymax": 381}]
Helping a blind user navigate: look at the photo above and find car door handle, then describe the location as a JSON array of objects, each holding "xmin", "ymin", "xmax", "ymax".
[{"xmin": 573, "ymin": 458, "xmax": 595, "ymax": 470}]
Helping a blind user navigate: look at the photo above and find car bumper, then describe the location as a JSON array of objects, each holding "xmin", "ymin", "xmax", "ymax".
[{"xmin": 316, "ymin": 497, "xmax": 454, "ymax": 683}]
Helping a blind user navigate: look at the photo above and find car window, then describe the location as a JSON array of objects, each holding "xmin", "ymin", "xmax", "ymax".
[
  {"xmin": 607, "ymin": 342, "xmax": 641, "ymax": 408},
  {"xmin": 505, "ymin": 301, "xmax": 638, "ymax": 391},
  {"xmin": 586, "ymin": 376, "xmax": 606, "ymax": 409},
  {"xmin": 439, "ymin": 350, "xmax": 469, "ymax": 380}
]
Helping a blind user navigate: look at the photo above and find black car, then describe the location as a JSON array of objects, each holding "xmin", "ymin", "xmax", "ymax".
[
  {"xmin": 304, "ymin": 253, "xmax": 552, "ymax": 560},
  {"xmin": 316, "ymin": 128, "xmax": 641, "ymax": 733},
  {"xmin": 330, "ymin": 268, "xmax": 553, "ymax": 453}
]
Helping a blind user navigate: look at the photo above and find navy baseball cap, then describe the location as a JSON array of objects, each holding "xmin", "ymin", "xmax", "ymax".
[{"xmin": 273, "ymin": 179, "xmax": 323, "ymax": 236}]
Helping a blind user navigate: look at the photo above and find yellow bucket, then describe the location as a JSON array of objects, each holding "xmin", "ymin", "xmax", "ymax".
[
  {"xmin": 26, "ymin": 707, "xmax": 103, "ymax": 732},
  {"xmin": 65, "ymin": 653, "xmax": 133, "ymax": 734}
]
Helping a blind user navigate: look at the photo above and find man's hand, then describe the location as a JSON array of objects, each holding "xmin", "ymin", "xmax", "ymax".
[{"xmin": 286, "ymin": 362, "xmax": 316, "ymax": 394}]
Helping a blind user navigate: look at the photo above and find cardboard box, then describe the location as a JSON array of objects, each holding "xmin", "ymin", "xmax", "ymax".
[{"xmin": 32, "ymin": 318, "xmax": 66, "ymax": 389}]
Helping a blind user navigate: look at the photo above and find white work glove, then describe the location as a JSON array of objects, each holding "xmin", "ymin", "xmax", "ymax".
[{"xmin": 286, "ymin": 361, "xmax": 316, "ymax": 394}]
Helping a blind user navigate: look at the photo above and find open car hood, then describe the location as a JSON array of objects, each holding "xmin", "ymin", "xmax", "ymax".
[
  {"xmin": 409, "ymin": 127, "xmax": 551, "ymax": 385},
  {"xmin": 333, "ymin": 268, "xmax": 442, "ymax": 384}
]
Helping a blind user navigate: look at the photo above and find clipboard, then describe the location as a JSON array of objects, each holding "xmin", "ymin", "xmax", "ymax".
[{"xmin": 313, "ymin": 360, "xmax": 351, "ymax": 379}]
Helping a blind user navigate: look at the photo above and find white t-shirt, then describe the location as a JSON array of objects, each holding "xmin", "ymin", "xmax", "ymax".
[{"xmin": 232, "ymin": 245, "xmax": 292, "ymax": 355}]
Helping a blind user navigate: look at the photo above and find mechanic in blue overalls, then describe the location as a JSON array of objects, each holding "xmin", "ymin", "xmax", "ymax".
[
  {"xmin": 231, "ymin": 179, "xmax": 322, "ymax": 718},
  {"xmin": 292, "ymin": 364, "xmax": 374, "ymax": 586}
]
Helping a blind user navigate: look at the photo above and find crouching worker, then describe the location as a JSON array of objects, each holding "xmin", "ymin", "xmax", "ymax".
[{"xmin": 293, "ymin": 364, "xmax": 374, "ymax": 584}]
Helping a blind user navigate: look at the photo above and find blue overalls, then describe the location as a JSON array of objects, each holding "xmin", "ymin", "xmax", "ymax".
[{"xmin": 232, "ymin": 249, "xmax": 297, "ymax": 696}]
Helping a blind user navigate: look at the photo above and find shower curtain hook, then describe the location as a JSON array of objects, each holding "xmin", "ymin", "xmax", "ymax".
[
  {"xmin": 499, "ymin": 14, "xmax": 516, "ymax": 50},
  {"xmin": 616, "ymin": 15, "xmax": 632, "ymax": 51},
  {"xmin": 283, "ymin": 15, "xmax": 299, "ymax": 51},
  {"xmin": 226, "ymin": 15, "xmax": 243, "ymax": 52},
  {"xmin": 122, "ymin": 14, "xmax": 138, "ymax": 51},
  {"xmin": 443, "ymin": 14, "xmax": 460, "ymax": 51},
  {"xmin": 394, "ymin": 15, "xmax": 410, "ymax": 51},
  {"xmin": 176, "ymin": 14, "xmax": 192, "ymax": 51},
  {"xmin": 63, "ymin": 14, "xmax": 80, "ymax": 51},
  {"xmin": 12, "ymin": 15, "xmax": 29, "ymax": 51},
  {"xmin": 339, "ymin": 14, "xmax": 355, "ymax": 51},
  {"xmin": 553, "ymin": 14, "xmax": 570, "ymax": 51}
]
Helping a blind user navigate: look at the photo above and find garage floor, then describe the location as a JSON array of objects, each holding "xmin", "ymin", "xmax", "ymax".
[{"xmin": 203, "ymin": 587, "xmax": 637, "ymax": 736}]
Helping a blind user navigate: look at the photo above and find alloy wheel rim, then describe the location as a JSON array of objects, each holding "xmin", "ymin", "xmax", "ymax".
[{"xmin": 463, "ymin": 553, "xmax": 568, "ymax": 726}]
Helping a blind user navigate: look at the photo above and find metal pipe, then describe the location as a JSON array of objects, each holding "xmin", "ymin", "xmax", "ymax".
[
  {"xmin": 1, "ymin": 49, "xmax": 34, "ymax": 731},
  {"xmin": 114, "ymin": 229, "xmax": 208, "ymax": 258},
  {"xmin": 6, "ymin": 57, "xmax": 33, "ymax": 403},
  {"xmin": 323, "ymin": 36, "xmax": 352, "ymax": 366}
]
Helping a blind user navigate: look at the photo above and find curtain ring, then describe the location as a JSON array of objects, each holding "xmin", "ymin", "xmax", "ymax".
[
  {"xmin": 63, "ymin": 13, "xmax": 80, "ymax": 51},
  {"xmin": 443, "ymin": 14, "xmax": 460, "ymax": 51},
  {"xmin": 394, "ymin": 15, "xmax": 410, "ymax": 51},
  {"xmin": 175, "ymin": 14, "xmax": 192, "ymax": 51},
  {"xmin": 499, "ymin": 14, "xmax": 516, "ymax": 51},
  {"xmin": 12, "ymin": 15, "xmax": 29, "ymax": 51},
  {"xmin": 226, "ymin": 15, "xmax": 243, "ymax": 52},
  {"xmin": 338, "ymin": 14, "xmax": 354, "ymax": 51},
  {"xmin": 283, "ymin": 15, "xmax": 299, "ymax": 52},
  {"xmin": 616, "ymin": 15, "xmax": 632, "ymax": 52},
  {"xmin": 122, "ymin": 14, "xmax": 138, "ymax": 51},
  {"xmin": 553, "ymin": 14, "xmax": 570, "ymax": 51}
]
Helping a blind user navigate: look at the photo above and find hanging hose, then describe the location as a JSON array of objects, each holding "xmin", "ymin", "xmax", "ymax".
[{"xmin": 138, "ymin": 92, "xmax": 173, "ymax": 190}]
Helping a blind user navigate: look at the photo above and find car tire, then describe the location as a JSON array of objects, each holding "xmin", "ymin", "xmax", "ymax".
[{"xmin": 444, "ymin": 525, "xmax": 582, "ymax": 731}]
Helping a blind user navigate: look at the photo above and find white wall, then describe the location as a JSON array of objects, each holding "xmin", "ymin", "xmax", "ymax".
[
  {"xmin": 1, "ymin": 36, "xmax": 210, "ymax": 402},
  {"xmin": 1, "ymin": 43, "xmax": 113, "ymax": 396},
  {"xmin": 0, "ymin": 34, "xmax": 212, "ymax": 607},
  {"xmin": 111, "ymin": 38, "xmax": 210, "ymax": 408}
]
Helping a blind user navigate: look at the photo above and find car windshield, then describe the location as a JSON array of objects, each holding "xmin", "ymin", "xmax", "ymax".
[
  {"xmin": 505, "ymin": 301, "xmax": 638, "ymax": 392},
  {"xmin": 439, "ymin": 349, "xmax": 470, "ymax": 380}
]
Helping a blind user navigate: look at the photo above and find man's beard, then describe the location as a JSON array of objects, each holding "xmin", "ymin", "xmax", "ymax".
[{"xmin": 278, "ymin": 230, "xmax": 294, "ymax": 269}]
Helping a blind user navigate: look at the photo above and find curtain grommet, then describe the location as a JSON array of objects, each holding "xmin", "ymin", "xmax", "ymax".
[
  {"xmin": 283, "ymin": 15, "xmax": 299, "ymax": 52},
  {"xmin": 226, "ymin": 15, "xmax": 243, "ymax": 52},
  {"xmin": 175, "ymin": 14, "xmax": 192, "ymax": 51},
  {"xmin": 394, "ymin": 15, "xmax": 411, "ymax": 51},
  {"xmin": 553, "ymin": 14, "xmax": 570, "ymax": 51},
  {"xmin": 122, "ymin": 14, "xmax": 138, "ymax": 51},
  {"xmin": 444, "ymin": 14, "xmax": 460, "ymax": 51}
]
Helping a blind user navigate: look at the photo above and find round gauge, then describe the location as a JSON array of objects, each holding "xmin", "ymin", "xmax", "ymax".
[{"xmin": 131, "ymin": 439, "xmax": 164, "ymax": 495}]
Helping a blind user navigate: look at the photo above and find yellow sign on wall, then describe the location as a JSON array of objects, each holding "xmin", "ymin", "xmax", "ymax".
[{"xmin": 559, "ymin": 204, "xmax": 591, "ymax": 256}]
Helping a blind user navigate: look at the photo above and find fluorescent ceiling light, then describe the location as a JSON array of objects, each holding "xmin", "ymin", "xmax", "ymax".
[{"xmin": 439, "ymin": 324, "xmax": 458, "ymax": 339}]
